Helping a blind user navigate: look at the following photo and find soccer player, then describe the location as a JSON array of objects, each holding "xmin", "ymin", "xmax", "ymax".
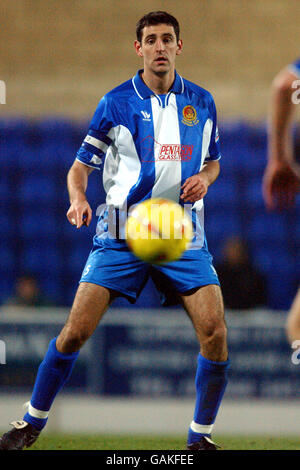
[
  {"xmin": 262, "ymin": 59, "xmax": 300, "ymax": 343},
  {"xmin": 0, "ymin": 11, "xmax": 229, "ymax": 451}
]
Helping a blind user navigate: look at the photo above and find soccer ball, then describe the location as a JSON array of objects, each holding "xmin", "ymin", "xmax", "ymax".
[{"xmin": 125, "ymin": 198, "xmax": 193, "ymax": 264}]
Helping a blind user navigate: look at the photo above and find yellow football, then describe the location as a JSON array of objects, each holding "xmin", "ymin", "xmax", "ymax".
[{"xmin": 125, "ymin": 198, "xmax": 193, "ymax": 264}]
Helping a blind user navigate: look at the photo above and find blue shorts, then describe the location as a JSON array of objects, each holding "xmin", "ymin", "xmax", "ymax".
[{"xmin": 79, "ymin": 239, "xmax": 220, "ymax": 306}]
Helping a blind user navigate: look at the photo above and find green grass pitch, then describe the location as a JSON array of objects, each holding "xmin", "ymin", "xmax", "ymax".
[{"xmin": 25, "ymin": 433, "xmax": 300, "ymax": 450}]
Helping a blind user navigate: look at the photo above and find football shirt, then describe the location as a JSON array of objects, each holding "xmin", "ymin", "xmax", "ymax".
[{"xmin": 76, "ymin": 70, "xmax": 221, "ymax": 248}]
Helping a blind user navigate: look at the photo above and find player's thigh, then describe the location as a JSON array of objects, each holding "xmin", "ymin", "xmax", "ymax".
[
  {"xmin": 179, "ymin": 284, "xmax": 226, "ymax": 343},
  {"xmin": 57, "ymin": 282, "xmax": 116, "ymax": 352}
]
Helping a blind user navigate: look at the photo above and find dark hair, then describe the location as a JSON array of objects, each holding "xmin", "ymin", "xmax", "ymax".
[{"xmin": 136, "ymin": 11, "xmax": 180, "ymax": 43}]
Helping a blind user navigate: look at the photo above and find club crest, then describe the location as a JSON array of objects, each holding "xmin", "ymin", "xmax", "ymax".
[{"xmin": 182, "ymin": 105, "xmax": 199, "ymax": 126}]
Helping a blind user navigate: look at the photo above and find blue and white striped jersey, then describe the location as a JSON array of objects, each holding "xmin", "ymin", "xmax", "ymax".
[{"xmin": 76, "ymin": 69, "xmax": 221, "ymax": 247}]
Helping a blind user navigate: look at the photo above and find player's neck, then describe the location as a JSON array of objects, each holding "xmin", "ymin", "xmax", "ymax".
[{"xmin": 141, "ymin": 69, "xmax": 175, "ymax": 95}]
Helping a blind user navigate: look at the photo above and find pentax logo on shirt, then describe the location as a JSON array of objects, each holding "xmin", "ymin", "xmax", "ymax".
[
  {"xmin": 141, "ymin": 136, "xmax": 193, "ymax": 162},
  {"xmin": 159, "ymin": 144, "xmax": 193, "ymax": 161}
]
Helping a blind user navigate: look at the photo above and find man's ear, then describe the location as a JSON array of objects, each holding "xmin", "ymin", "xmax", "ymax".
[
  {"xmin": 176, "ymin": 39, "xmax": 183, "ymax": 56},
  {"xmin": 134, "ymin": 40, "xmax": 143, "ymax": 58}
]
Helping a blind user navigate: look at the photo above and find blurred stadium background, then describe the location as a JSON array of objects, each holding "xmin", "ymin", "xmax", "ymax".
[{"xmin": 1, "ymin": 0, "xmax": 300, "ymax": 440}]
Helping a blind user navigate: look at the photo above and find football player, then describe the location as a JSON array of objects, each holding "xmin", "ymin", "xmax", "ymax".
[
  {"xmin": 0, "ymin": 11, "xmax": 229, "ymax": 451},
  {"xmin": 263, "ymin": 59, "xmax": 300, "ymax": 343}
]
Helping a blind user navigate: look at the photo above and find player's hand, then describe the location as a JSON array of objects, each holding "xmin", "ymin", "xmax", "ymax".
[
  {"xmin": 180, "ymin": 174, "xmax": 209, "ymax": 203},
  {"xmin": 263, "ymin": 159, "xmax": 300, "ymax": 211},
  {"xmin": 66, "ymin": 199, "xmax": 92, "ymax": 228}
]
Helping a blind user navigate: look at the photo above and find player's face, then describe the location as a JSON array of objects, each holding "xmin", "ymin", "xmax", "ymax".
[{"xmin": 135, "ymin": 24, "xmax": 182, "ymax": 75}]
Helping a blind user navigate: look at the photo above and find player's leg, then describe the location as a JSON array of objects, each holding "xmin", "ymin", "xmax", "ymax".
[
  {"xmin": 21, "ymin": 243, "xmax": 149, "ymax": 435},
  {"xmin": 22, "ymin": 282, "xmax": 115, "ymax": 430},
  {"xmin": 56, "ymin": 281, "xmax": 114, "ymax": 353},
  {"xmin": 180, "ymin": 284, "xmax": 228, "ymax": 361},
  {"xmin": 151, "ymin": 245, "xmax": 229, "ymax": 448},
  {"xmin": 179, "ymin": 284, "xmax": 230, "ymax": 449},
  {"xmin": 0, "ymin": 283, "xmax": 115, "ymax": 450},
  {"xmin": 286, "ymin": 288, "xmax": 300, "ymax": 344},
  {"xmin": 0, "ymin": 241, "xmax": 149, "ymax": 450}
]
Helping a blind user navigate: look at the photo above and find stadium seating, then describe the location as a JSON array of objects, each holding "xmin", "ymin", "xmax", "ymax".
[{"xmin": 1, "ymin": 118, "xmax": 299, "ymax": 310}]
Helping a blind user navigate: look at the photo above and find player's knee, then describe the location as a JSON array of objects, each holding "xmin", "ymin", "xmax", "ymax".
[
  {"xmin": 203, "ymin": 322, "xmax": 227, "ymax": 348},
  {"xmin": 57, "ymin": 325, "xmax": 91, "ymax": 353}
]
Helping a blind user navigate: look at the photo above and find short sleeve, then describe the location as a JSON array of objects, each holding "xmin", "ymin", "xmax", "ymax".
[{"xmin": 76, "ymin": 95, "xmax": 116, "ymax": 170}]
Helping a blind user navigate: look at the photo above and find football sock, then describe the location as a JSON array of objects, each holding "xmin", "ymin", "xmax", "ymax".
[
  {"xmin": 23, "ymin": 337, "xmax": 79, "ymax": 430},
  {"xmin": 188, "ymin": 353, "xmax": 230, "ymax": 444}
]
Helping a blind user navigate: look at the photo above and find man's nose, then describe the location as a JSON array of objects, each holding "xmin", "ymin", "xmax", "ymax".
[{"xmin": 156, "ymin": 39, "xmax": 165, "ymax": 51}]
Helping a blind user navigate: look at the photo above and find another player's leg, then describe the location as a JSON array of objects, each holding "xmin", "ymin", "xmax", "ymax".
[
  {"xmin": 179, "ymin": 284, "xmax": 230, "ymax": 450},
  {"xmin": 286, "ymin": 288, "xmax": 300, "ymax": 344},
  {"xmin": 0, "ymin": 282, "xmax": 115, "ymax": 450}
]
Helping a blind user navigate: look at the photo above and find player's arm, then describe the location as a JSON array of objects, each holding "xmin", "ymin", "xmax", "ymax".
[
  {"xmin": 268, "ymin": 68, "xmax": 297, "ymax": 165},
  {"xmin": 263, "ymin": 67, "xmax": 300, "ymax": 210},
  {"xmin": 66, "ymin": 160, "xmax": 93, "ymax": 228},
  {"xmin": 180, "ymin": 160, "xmax": 220, "ymax": 203}
]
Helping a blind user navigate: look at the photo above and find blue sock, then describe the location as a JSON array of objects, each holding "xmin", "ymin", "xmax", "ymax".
[
  {"xmin": 23, "ymin": 337, "xmax": 79, "ymax": 430},
  {"xmin": 188, "ymin": 353, "xmax": 230, "ymax": 444}
]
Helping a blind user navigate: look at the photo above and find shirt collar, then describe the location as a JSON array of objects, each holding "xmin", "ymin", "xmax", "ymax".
[{"xmin": 132, "ymin": 69, "xmax": 184, "ymax": 100}]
